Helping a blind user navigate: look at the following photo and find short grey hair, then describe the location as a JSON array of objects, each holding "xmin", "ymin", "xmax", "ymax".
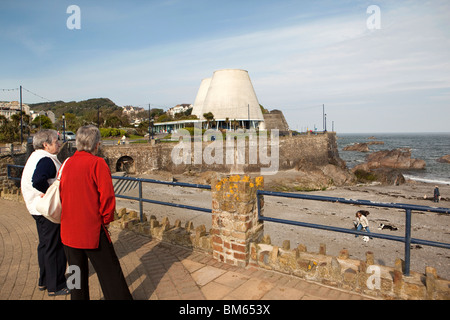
[
  {"xmin": 76, "ymin": 125, "xmax": 101, "ymax": 153},
  {"xmin": 33, "ymin": 129, "xmax": 58, "ymax": 150}
]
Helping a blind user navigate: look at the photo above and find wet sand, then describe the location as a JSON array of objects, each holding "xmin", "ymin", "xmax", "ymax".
[{"xmin": 114, "ymin": 171, "xmax": 450, "ymax": 279}]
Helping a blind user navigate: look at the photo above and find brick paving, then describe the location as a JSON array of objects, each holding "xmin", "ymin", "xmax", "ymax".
[{"xmin": 0, "ymin": 198, "xmax": 376, "ymax": 301}]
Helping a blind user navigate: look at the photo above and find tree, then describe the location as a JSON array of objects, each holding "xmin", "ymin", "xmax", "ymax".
[
  {"xmin": 203, "ymin": 112, "xmax": 214, "ymax": 129},
  {"xmin": 0, "ymin": 115, "xmax": 8, "ymax": 127},
  {"xmin": 156, "ymin": 114, "xmax": 171, "ymax": 123},
  {"xmin": 0, "ymin": 114, "xmax": 20, "ymax": 142},
  {"xmin": 32, "ymin": 115, "xmax": 54, "ymax": 130},
  {"xmin": 61, "ymin": 113, "xmax": 80, "ymax": 131},
  {"xmin": 105, "ymin": 116, "xmax": 122, "ymax": 128},
  {"xmin": 232, "ymin": 119, "xmax": 239, "ymax": 130}
]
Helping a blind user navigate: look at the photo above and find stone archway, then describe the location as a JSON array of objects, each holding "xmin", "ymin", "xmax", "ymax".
[{"xmin": 116, "ymin": 156, "xmax": 135, "ymax": 174}]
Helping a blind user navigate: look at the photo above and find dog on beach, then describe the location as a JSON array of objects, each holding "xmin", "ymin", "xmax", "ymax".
[{"xmin": 378, "ymin": 223, "xmax": 398, "ymax": 231}]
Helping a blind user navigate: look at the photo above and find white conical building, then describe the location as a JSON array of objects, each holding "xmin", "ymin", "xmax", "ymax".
[
  {"xmin": 194, "ymin": 69, "xmax": 264, "ymax": 129},
  {"xmin": 154, "ymin": 69, "xmax": 265, "ymax": 133},
  {"xmin": 191, "ymin": 77, "xmax": 212, "ymax": 118}
]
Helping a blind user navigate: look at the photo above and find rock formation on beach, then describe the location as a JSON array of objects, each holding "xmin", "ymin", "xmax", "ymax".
[
  {"xmin": 350, "ymin": 148, "xmax": 426, "ymax": 185},
  {"xmin": 353, "ymin": 148, "xmax": 426, "ymax": 171},
  {"xmin": 353, "ymin": 167, "xmax": 406, "ymax": 185},
  {"xmin": 343, "ymin": 140, "xmax": 384, "ymax": 153},
  {"xmin": 343, "ymin": 143, "xmax": 370, "ymax": 152},
  {"xmin": 437, "ymin": 155, "xmax": 450, "ymax": 163}
]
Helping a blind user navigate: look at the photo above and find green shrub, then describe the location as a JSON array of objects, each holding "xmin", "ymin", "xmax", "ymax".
[{"xmin": 100, "ymin": 128, "xmax": 127, "ymax": 138}]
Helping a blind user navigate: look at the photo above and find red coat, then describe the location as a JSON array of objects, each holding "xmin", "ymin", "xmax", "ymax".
[{"xmin": 60, "ymin": 151, "xmax": 115, "ymax": 249}]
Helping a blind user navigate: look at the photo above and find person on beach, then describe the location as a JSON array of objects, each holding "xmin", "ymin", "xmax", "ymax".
[
  {"xmin": 59, "ymin": 125, "xmax": 132, "ymax": 300},
  {"xmin": 434, "ymin": 186, "xmax": 440, "ymax": 203},
  {"xmin": 21, "ymin": 129, "xmax": 69, "ymax": 296},
  {"xmin": 354, "ymin": 210, "xmax": 372, "ymax": 238}
]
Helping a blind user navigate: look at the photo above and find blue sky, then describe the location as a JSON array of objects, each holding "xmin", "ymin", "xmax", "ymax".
[{"xmin": 1, "ymin": 0, "xmax": 449, "ymax": 133}]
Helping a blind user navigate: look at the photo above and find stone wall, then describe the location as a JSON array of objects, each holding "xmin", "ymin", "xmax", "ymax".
[
  {"xmin": 101, "ymin": 132, "xmax": 347, "ymax": 176},
  {"xmin": 248, "ymin": 237, "xmax": 450, "ymax": 300},
  {"xmin": 0, "ymin": 154, "xmax": 23, "ymax": 201},
  {"xmin": 262, "ymin": 110, "xmax": 289, "ymax": 133}
]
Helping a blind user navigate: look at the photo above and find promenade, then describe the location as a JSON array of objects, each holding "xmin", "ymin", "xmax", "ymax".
[{"xmin": 0, "ymin": 198, "xmax": 374, "ymax": 301}]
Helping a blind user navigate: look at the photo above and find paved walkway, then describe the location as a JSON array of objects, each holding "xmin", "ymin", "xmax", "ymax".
[{"xmin": 0, "ymin": 198, "xmax": 375, "ymax": 301}]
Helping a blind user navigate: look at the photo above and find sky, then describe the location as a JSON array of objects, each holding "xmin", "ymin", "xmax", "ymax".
[{"xmin": 1, "ymin": 0, "xmax": 449, "ymax": 133}]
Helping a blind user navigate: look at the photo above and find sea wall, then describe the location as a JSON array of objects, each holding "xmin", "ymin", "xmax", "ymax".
[{"xmin": 101, "ymin": 132, "xmax": 349, "ymax": 177}]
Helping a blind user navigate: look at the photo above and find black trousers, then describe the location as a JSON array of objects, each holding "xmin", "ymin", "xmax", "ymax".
[
  {"xmin": 33, "ymin": 215, "xmax": 67, "ymax": 292},
  {"xmin": 63, "ymin": 227, "xmax": 132, "ymax": 300}
]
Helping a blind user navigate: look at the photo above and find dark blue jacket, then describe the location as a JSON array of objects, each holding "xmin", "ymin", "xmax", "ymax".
[{"xmin": 31, "ymin": 157, "xmax": 57, "ymax": 193}]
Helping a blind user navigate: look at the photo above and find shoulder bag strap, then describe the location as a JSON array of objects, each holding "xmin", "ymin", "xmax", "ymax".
[{"xmin": 57, "ymin": 157, "xmax": 70, "ymax": 180}]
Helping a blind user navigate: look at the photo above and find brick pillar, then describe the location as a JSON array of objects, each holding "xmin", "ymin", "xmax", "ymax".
[{"xmin": 211, "ymin": 175, "xmax": 264, "ymax": 267}]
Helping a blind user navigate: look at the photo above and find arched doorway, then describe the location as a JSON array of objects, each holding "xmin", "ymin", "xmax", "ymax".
[{"xmin": 116, "ymin": 156, "xmax": 135, "ymax": 174}]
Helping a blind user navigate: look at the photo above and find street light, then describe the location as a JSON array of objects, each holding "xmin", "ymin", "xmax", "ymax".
[
  {"xmin": 148, "ymin": 104, "xmax": 154, "ymax": 142},
  {"xmin": 62, "ymin": 113, "xmax": 66, "ymax": 142}
]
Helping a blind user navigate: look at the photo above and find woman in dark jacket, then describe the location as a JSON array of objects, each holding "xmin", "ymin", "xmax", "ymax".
[{"xmin": 21, "ymin": 129, "xmax": 69, "ymax": 296}]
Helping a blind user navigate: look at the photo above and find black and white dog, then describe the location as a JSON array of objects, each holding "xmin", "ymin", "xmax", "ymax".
[{"xmin": 378, "ymin": 223, "xmax": 398, "ymax": 231}]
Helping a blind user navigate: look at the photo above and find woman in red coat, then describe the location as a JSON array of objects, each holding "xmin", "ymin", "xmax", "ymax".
[{"xmin": 60, "ymin": 125, "xmax": 132, "ymax": 300}]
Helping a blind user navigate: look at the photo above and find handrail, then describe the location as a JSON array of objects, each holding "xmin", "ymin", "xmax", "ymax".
[
  {"xmin": 111, "ymin": 175, "xmax": 212, "ymax": 222},
  {"xmin": 257, "ymin": 189, "xmax": 450, "ymax": 276},
  {"xmin": 111, "ymin": 175, "xmax": 211, "ymax": 190},
  {"xmin": 257, "ymin": 190, "xmax": 450, "ymax": 214},
  {"xmin": 6, "ymin": 164, "xmax": 24, "ymax": 181}
]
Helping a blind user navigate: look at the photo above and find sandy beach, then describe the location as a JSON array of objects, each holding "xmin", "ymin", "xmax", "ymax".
[{"xmin": 114, "ymin": 170, "xmax": 450, "ymax": 280}]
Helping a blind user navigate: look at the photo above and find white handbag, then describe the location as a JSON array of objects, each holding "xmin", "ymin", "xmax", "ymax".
[{"xmin": 35, "ymin": 158, "xmax": 69, "ymax": 224}]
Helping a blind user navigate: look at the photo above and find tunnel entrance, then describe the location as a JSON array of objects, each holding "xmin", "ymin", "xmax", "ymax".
[{"xmin": 116, "ymin": 156, "xmax": 135, "ymax": 174}]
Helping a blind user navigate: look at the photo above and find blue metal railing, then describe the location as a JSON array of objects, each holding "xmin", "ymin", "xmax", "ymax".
[
  {"xmin": 6, "ymin": 164, "xmax": 23, "ymax": 181},
  {"xmin": 6, "ymin": 164, "xmax": 450, "ymax": 276},
  {"xmin": 110, "ymin": 175, "xmax": 212, "ymax": 222},
  {"xmin": 257, "ymin": 190, "xmax": 450, "ymax": 276}
]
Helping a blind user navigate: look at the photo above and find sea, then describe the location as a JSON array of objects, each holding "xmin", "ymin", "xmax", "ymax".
[{"xmin": 336, "ymin": 133, "xmax": 450, "ymax": 185}]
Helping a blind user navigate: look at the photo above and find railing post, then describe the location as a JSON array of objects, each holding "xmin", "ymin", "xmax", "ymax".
[
  {"xmin": 139, "ymin": 180, "xmax": 143, "ymax": 222},
  {"xmin": 404, "ymin": 209, "xmax": 412, "ymax": 276}
]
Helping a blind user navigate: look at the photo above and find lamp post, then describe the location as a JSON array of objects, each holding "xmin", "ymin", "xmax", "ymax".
[
  {"xmin": 151, "ymin": 119, "xmax": 154, "ymax": 140},
  {"xmin": 62, "ymin": 113, "xmax": 66, "ymax": 142},
  {"xmin": 20, "ymin": 85, "xmax": 23, "ymax": 144},
  {"xmin": 148, "ymin": 104, "xmax": 154, "ymax": 142}
]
